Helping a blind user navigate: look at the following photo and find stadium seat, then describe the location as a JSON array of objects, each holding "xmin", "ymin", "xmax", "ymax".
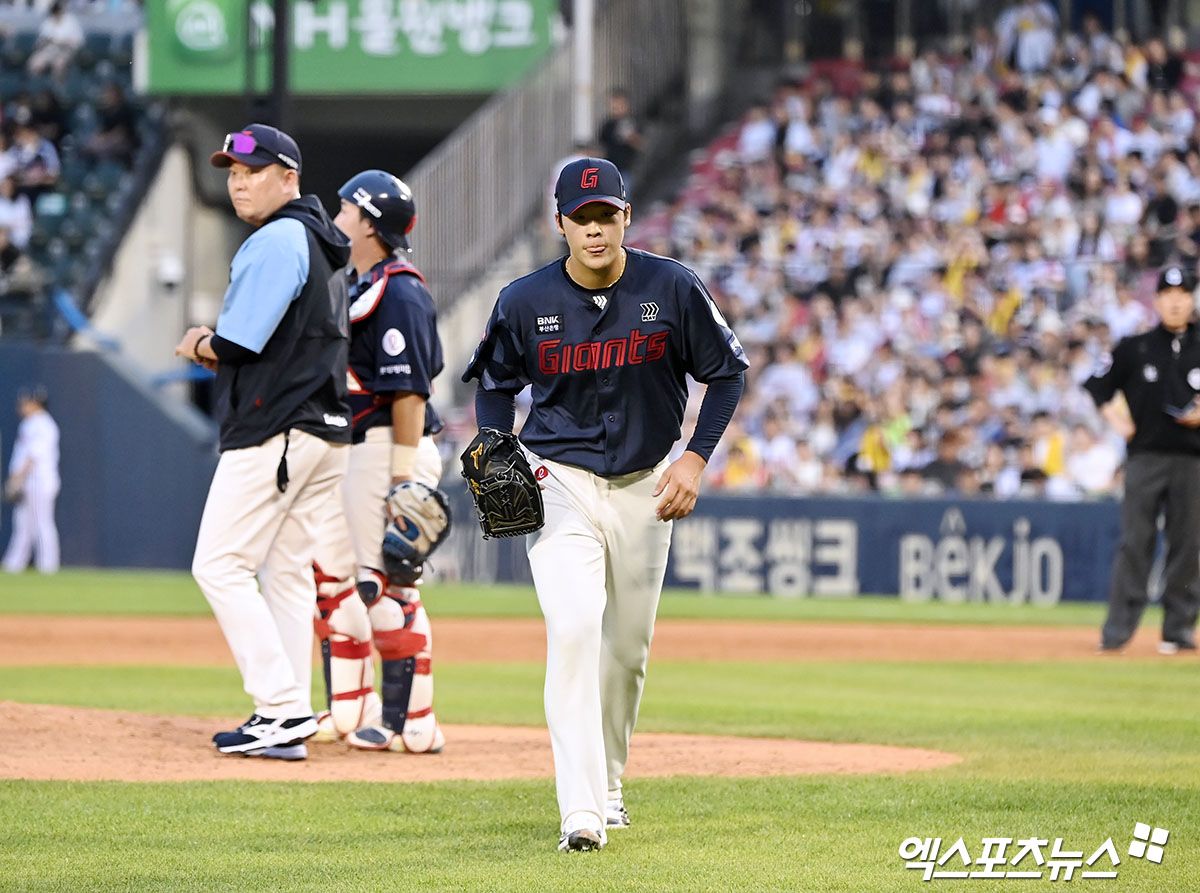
[
  {"xmin": 81, "ymin": 173, "xmax": 109, "ymax": 203},
  {"xmin": 70, "ymin": 103, "xmax": 99, "ymax": 138},
  {"xmin": 61, "ymin": 158, "xmax": 91, "ymax": 192},
  {"xmin": 110, "ymin": 33, "xmax": 133, "ymax": 68},
  {"xmin": 0, "ymin": 70, "xmax": 23, "ymax": 97},
  {"xmin": 1, "ymin": 31, "xmax": 37, "ymax": 69},
  {"xmin": 59, "ymin": 218, "xmax": 89, "ymax": 252},
  {"xmin": 62, "ymin": 67, "xmax": 91, "ymax": 103},
  {"xmin": 33, "ymin": 191, "xmax": 68, "ymax": 221},
  {"xmin": 77, "ymin": 33, "xmax": 111, "ymax": 70}
]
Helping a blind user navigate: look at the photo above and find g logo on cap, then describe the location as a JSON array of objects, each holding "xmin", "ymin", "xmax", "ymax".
[
  {"xmin": 581, "ymin": 168, "xmax": 599, "ymax": 189},
  {"xmin": 1166, "ymin": 267, "xmax": 1183, "ymax": 287}
]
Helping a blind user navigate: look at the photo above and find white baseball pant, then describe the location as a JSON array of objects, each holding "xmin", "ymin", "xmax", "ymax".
[
  {"xmin": 193, "ymin": 429, "xmax": 349, "ymax": 719},
  {"xmin": 3, "ymin": 478, "xmax": 59, "ymax": 574},
  {"xmin": 525, "ymin": 452, "xmax": 673, "ymax": 830},
  {"xmin": 312, "ymin": 428, "xmax": 442, "ymax": 746}
]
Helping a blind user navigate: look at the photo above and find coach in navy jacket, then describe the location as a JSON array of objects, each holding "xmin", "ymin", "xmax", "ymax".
[{"xmin": 174, "ymin": 124, "xmax": 352, "ymax": 761}]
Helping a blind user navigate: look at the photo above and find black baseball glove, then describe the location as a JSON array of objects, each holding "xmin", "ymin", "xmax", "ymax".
[{"xmin": 460, "ymin": 428, "xmax": 545, "ymax": 539}]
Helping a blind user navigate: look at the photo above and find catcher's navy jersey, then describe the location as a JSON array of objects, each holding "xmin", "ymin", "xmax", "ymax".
[
  {"xmin": 347, "ymin": 259, "xmax": 443, "ymax": 444},
  {"xmin": 462, "ymin": 247, "xmax": 748, "ymax": 475}
]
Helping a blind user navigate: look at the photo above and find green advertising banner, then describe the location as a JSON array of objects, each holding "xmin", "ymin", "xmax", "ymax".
[{"xmin": 146, "ymin": 0, "xmax": 557, "ymax": 95}]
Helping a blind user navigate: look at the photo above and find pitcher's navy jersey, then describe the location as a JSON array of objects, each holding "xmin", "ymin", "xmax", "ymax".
[
  {"xmin": 347, "ymin": 259, "xmax": 443, "ymax": 444},
  {"xmin": 462, "ymin": 247, "xmax": 749, "ymax": 475}
]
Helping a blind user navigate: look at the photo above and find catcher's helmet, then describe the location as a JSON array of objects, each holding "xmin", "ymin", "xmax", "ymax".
[{"xmin": 337, "ymin": 169, "xmax": 417, "ymax": 252}]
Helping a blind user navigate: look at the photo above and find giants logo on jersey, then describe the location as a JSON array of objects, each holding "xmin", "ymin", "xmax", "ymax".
[{"xmin": 537, "ymin": 328, "xmax": 668, "ymax": 375}]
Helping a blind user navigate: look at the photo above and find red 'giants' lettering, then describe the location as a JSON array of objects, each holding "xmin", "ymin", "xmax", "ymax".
[{"xmin": 538, "ymin": 329, "xmax": 667, "ymax": 375}]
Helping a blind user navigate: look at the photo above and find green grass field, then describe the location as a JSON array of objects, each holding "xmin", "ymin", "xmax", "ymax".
[{"xmin": 0, "ymin": 570, "xmax": 1196, "ymax": 891}]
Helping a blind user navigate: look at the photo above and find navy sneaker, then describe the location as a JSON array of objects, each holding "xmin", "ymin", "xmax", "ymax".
[{"xmin": 213, "ymin": 714, "xmax": 318, "ymax": 755}]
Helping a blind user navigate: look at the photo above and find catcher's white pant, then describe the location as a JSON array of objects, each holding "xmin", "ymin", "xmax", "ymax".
[
  {"xmin": 3, "ymin": 479, "xmax": 59, "ymax": 574},
  {"xmin": 524, "ymin": 451, "xmax": 673, "ymax": 830},
  {"xmin": 193, "ymin": 429, "xmax": 349, "ymax": 719},
  {"xmin": 312, "ymin": 428, "xmax": 442, "ymax": 750}
]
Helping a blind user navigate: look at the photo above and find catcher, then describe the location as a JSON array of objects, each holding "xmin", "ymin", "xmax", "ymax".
[{"xmin": 309, "ymin": 169, "xmax": 450, "ymax": 754}]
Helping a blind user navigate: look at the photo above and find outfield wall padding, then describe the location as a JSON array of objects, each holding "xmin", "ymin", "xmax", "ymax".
[
  {"xmin": 443, "ymin": 489, "xmax": 1125, "ymax": 604},
  {"xmin": 0, "ymin": 342, "xmax": 218, "ymax": 570}
]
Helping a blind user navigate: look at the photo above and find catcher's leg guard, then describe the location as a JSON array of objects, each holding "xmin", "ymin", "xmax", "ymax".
[
  {"xmin": 313, "ymin": 561, "xmax": 374, "ymax": 736},
  {"xmin": 350, "ymin": 584, "xmax": 443, "ymax": 753}
]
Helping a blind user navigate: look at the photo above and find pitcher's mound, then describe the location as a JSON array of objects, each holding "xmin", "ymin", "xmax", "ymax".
[{"xmin": 0, "ymin": 702, "xmax": 958, "ymax": 782}]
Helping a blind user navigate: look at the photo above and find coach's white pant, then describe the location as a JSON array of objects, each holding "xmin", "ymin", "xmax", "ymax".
[
  {"xmin": 2, "ymin": 480, "xmax": 59, "ymax": 574},
  {"xmin": 526, "ymin": 454, "xmax": 672, "ymax": 829},
  {"xmin": 194, "ymin": 429, "xmax": 349, "ymax": 719}
]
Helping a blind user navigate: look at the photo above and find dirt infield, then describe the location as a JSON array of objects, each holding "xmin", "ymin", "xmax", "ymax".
[
  {"xmin": 0, "ymin": 615, "xmax": 1181, "ymax": 666},
  {"xmin": 0, "ymin": 701, "xmax": 959, "ymax": 783},
  {"xmin": 1, "ymin": 614, "xmax": 1180, "ymax": 783}
]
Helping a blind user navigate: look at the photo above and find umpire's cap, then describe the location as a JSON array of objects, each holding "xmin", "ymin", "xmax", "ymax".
[
  {"xmin": 555, "ymin": 157, "xmax": 627, "ymax": 216},
  {"xmin": 337, "ymin": 170, "xmax": 417, "ymax": 252},
  {"xmin": 210, "ymin": 124, "xmax": 301, "ymax": 174},
  {"xmin": 1157, "ymin": 264, "xmax": 1198, "ymax": 293}
]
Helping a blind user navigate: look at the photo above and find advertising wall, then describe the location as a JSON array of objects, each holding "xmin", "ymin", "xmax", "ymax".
[
  {"xmin": 145, "ymin": 0, "xmax": 557, "ymax": 94},
  {"xmin": 445, "ymin": 490, "xmax": 1124, "ymax": 604}
]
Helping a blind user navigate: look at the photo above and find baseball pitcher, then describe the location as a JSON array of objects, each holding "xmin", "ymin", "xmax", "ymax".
[{"xmin": 462, "ymin": 158, "xmax": 748, "ymax": 850}]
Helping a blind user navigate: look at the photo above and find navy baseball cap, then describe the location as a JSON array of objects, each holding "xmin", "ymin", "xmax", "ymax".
[
  {"xmin": 1157, "ymin": 265, "xmax": 1198, "ymax": 292},
  {"xmin": 210, "ymin": 124, "xmax": 301, "ymax": 173},
  {"xmin": 16, "ymin": 384, "xmax": 48, "ymax": 406},
  {"xmin": 555, "ymin": 157, "xmax": 627, "ymax": 215}
]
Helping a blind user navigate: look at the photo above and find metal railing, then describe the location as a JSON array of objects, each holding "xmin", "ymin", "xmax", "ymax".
[{"xmin": 404, "ymin": 0, "xmax": 687, "ymax": 311}]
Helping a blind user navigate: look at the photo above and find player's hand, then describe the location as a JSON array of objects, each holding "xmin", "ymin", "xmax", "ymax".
[
  {"xmin": 653, "ymin": 451, "xmax": 707, "ymax": 521},
  {"xmin": 1176, "ymin": 404, "xmax": 1200, "ymax": 428},
  {"xmin": 174, "ymin": 326, "xmax": 214, "ymax": 362}
]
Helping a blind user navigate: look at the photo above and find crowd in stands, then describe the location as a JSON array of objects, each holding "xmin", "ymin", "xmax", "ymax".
[
  {"xmin": 0, "ymin": 0, "xmax": 145, "ymax": 328},
  {"xmin": 617, "ymin": 9, "xmax": 1200, "ymax": 502}
]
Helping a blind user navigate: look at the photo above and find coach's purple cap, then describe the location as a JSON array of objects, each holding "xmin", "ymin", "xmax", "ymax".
[
  {"xmin": 555, "ymin": 157, "xmax": 627, "ymax": 215},
  {"xmin": 210, "ymin": 123, "xmax": 302, "ymax": 173}
]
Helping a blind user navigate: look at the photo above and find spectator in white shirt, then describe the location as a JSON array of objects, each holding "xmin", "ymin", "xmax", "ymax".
[
  {"xmin": 1066, "ymin": 424, "xmax": 1121, "ymax": 496},
  {"xmin": 27, "ymin": 2, "xmax": 84, "ymax": 83},
  {"xmin": 0, "ymin": 176, "xmax": 32, "ymax": 249},
  {"xmin": 737, "ymin": 104, "xmax": 777, "ymax": 166},
  {"xmin": 995, "ymin": 0, "xmax": 1059, "ymax": 74}
]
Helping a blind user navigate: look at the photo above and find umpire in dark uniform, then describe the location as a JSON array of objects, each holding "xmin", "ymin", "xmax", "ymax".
[{"xmin": 1086, "ymin": 264, "xmax": 1200, "ymax": 653}]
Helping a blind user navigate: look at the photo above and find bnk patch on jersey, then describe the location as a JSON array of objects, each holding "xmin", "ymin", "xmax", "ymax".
[{"xmin": 537, "ymin": 314, "xmax": 562, "ymax": 334}]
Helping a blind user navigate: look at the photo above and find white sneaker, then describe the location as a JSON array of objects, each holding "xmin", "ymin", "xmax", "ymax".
[
  {"xmin": 605, "ymin": 796, "xmax": 630, "ymax": 828},
  {"xmin": 558, "ymin": 811, "xmax": 607, "ymax": 852}
]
